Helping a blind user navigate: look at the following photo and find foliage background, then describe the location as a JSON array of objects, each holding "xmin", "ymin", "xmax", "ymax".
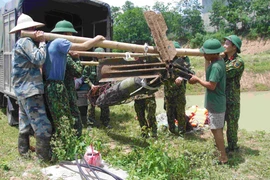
[{"xmin": 111, "ymin": 0, "xmax": 269, "ymax": 49}]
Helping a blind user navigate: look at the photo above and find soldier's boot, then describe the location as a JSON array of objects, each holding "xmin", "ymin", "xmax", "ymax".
[
  {"xmin": 18, "ymin": 133, "xmax": 30, "ymax": 155},
  {"xmin": 36, "ymin": 136, "xmax": 52, "ymax": 162},
  {"xmin": 74, "ymin": 118, "xmax": 83, "ymax": 137},
  {"xmin": 141, "ymin": 126, "xmax": 149, "ymax": 138}
]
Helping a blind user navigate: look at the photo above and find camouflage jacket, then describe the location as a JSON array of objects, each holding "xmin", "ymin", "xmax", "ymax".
[
  {"xmin": 11, "ymin": 37, "xmax": 46, "ymax": 100},
  {"xmin": 64, "ymin": 54, "xmax": 83, "ymax": 91},
  {"xmin": 82, "ymin": 64, "xmax": 99, "ymax": 87},
  {"xmin": 224, "ymin": 53, "xmax": 245, "ymax": 104},
  {"xmin": 164, "ymin": 56, "xmax": 191, "ymax": 97}
]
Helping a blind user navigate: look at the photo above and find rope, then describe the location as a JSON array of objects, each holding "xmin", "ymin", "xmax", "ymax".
[
  {"xmin": 59, "ymin": 154, "xmax": 124, "ymax": 180},
  {"xmin": 88, "ymin": 83, "xmax": 111, "ymax": 106}
]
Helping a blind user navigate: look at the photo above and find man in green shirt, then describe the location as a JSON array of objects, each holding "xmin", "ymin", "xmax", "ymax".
[{"xmin": 189, "ymin": 39, "xmax": 228, "ymax": 164}]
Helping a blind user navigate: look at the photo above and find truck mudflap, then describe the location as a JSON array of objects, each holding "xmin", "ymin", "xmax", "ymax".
[{"xmin": 5, "ymin": 95, "xmax": 19, "ymax": 126}]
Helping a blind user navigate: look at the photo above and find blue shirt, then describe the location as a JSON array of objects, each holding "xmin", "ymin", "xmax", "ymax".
[
  {"xmin": 43, "ymin": 38, "xmax": 71, "ymax": 80},
  {"xmin": 11, "ymin": 37, "xmax": 46, "ymax": 100}
]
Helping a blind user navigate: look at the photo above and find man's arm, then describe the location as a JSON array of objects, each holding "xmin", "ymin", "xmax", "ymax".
[
  {"xmin": 189, "ymin": 75, "xmax": 217, "ymax": 91},
  {"xmin": 66, "ymin": 53, "xmax": 83, "ymax": 78},
  {"xmin": 70, "ymin": 35, "xmax": 105, "ymax": 51}
]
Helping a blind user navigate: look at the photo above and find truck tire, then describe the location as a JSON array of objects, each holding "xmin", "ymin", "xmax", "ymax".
[{"xmin": 6, "ymin": 99, "xmax": 19, "ymax": 126}]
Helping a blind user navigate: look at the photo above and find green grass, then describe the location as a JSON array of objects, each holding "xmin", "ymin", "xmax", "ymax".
[
  {"xmin": 1, "ymin": 105, "xmax": 270, "ymax": 180},
  {"xmin": 189, "ymin": 51, "xmax": 270, "ymax": 73},
  {"xmin": 187, "ymin": 52, "xmax": 270, "ymax": 94},
  {"xmin": 1, "ymin": 52, "xmax": 270, "ymax": 179}
]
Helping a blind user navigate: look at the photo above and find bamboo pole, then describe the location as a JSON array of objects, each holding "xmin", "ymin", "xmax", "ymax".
[
  {"xmin": 75, "ymin": 51, "xmax": 160, "ymax": 58},
  {"xmin": 21, "ymin": 31, "xmax": 203, "ymax": 56},
  {"xmin": 80, "ymin": 61, "xmax": 99, "ymax": 66}
]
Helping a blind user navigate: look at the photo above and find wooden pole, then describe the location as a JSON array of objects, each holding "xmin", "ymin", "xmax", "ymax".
[
  {"xmin": 75, "ymin": 51, "xmax": 159, "ymax": 58},
  {"xmin": 80, "ymin": 61, "xmax": 99, "ymax": 66},
  {"xmin": 21, "ymin": 31, "xmax": 203, "ymax": 56}
]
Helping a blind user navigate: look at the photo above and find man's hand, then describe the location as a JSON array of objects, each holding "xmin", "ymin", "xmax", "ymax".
[
  {"xmin": 188, "ymin": 75, "xmax": 199, "ymax": 84},
  {"xmin": 175, "ymin": 77, "xmax": 183, "ymax": 86},
  {"xmin": 95, "ymin": 35, "xmax": 105, "ymax": 41},
  {"xmin": 33, "ymin": 30, "xmax": 45, "ymax": 42},
  {"xmin": 87, "ymin": 85, "xmax": 99, "ymax": 99},
  {"xmin": 69, "ymin": 51, "xmax": 80, "ymax": 59}
]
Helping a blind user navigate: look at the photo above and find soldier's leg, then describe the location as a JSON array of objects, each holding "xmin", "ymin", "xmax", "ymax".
[
  {"xmin": 100, "ymin": 105, "xmax": 111, "ymax": 128},
  {"xmin": 44, "ymin": 81, "xmax": 74, "ymax": 133},
  {"xmin": 44, "ymin": 81, "xmax": 77, "ymax": 159},
  {"xmin": 69, "ymin": 92, "xmax": 82, "ymax": 137},
  {"xmin": 26, "ymin": 95, "xmax": 52, "ymax": 161},
  {"xmin": 87, "ymin": 100, "xmax": 96, "ymax": 125},
  {"xmin": 146, "ymin": 97, "xmax": 157, "ymax": 137},
  {"xmin": 225, "ymin": 103, "xmax": 240, "ymax": 151},
  {"xmin": 17, "ymin": 100, "xmax": 31, "ymax": 156},
  {"xmin": 43, "ymin": 94, "xmax": 55, "ymax": 134},
  {"xmin": 165, "ymin": 96, "xmax": 177, "ymax": 134},
  {"xmin": 176, "ymin": 94, "xmax": 187, "ymax": 134},
  {"xmin": 134, "ymin": 99, "xmax": 148, "ymax": 137}
]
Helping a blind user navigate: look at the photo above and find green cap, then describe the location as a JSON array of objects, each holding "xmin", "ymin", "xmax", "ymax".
[
  {"xmin": 224, "ymin": 35, "xmax": 242, "ymax": 53},
  {"xmin": 94, "ymin": 47, "xmax": 105, "ymax": 52},
  {"xmin": 200, "ymin": 39, "xmax": 225, "ymax": 54},
  {"xmin": 173, "ymin": 41, "xmax": 181, "ymax": 48},
  {"xmin": 51, "ymin": 20, "xmax": 77, "ymax": 33}
]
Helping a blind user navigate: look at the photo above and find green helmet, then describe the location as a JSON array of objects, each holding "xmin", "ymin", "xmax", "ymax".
[
  {"xmin": 51, "ymin": 20, "xmax": 77, "ymax": 33},
  {"xmin": 224, "ymin": 35, "xmax": 242, "ymax": 53},
  {"xmin": 200, "ymin": 39, "xmax": 225, "ymax": 54},
  {"xmin": 94, "ymin": 47, "xmax": 105, "ymax": 52},
  {"xmin": 173, "ymin": 41, "xmax": 181, "ymax": 48}
]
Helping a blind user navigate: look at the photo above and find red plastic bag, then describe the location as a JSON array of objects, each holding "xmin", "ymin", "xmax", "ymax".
[{"xmin": 84, "ymin": 145, "xmax": 102, "ymax": 167}]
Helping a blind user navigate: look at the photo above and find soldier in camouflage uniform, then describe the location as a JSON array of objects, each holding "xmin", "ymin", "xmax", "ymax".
[
  {"xmin": 49, "ymin": 20, "xmax": 84, "ymax": 137},
  {"xmin": 82, "ymin": 47, "xmax": 111, "ymax": 128},
  {"xmin": 134, "ymin": 57, "xmax": 158, "ymax": 138},
  {"xmin": 10, "ymin": 14, "xmax": 52, "ymax": 161},
  {"xmin": 223, "ymin": 35, "xmax": 245, "ymax": 152},
  {"xmin": 65, "ymin": 53, "xmax": 83, "ymax": 137},
  {"xmin": 134, "ymin": 93, "xmax": 157, "ymax": 138},
  {"xmin": 43, "ymin": 20, "xmax": 104, "ymax": 145},
  {"xmin": 163, "ymin": 41, "xmax": 191, "ymax": 135}
]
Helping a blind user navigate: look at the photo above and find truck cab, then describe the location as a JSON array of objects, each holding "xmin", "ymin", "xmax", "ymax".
[{"xmin": 0, "ymin": 0, "xmax": 112, "ymax": 125}]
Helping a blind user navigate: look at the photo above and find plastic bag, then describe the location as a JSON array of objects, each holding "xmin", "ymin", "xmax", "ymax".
[{"xmin": 84, "ymin": 145, "xmax": 102, "ymax": 167}]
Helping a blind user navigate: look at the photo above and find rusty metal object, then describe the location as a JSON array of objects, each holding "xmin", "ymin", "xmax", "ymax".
[
  {"xmin": 97, "ymin": 56, "xmax": 166, "ymax": 82},
  {"xmin": 144, "ymin": 11, "xmax": 176, "ymax": 61}
]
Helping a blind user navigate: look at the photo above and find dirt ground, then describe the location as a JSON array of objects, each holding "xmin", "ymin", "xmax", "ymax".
[{"xmin": 241, "ymin": 38, "xmax": 270, "ymax": 55}]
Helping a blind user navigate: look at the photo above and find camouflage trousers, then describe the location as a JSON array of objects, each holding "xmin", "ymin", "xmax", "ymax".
[
  {"xmin": 225, "ymin": 103, "xmax": 240, "ymax": 150},
  {"xmin": 87, "ymin": 100, "xmax": 110, "ymax": 126},
  {"xmin": 44, "ymin": 81, "xmax": 75, "ymax": 135},
  {"xmin": 134, "ymin": 97, "xmax": 157, "ymax": 136},
  {"xmin": 164, "ymin": 94, "xmax": 186, "ymax": 134},
  {"xmin": 18, "ymin": 94, "xmax": 52, "ymax": 138},
  {"xmin": 67, "ymin": 89, "xmax": 82, "ymax": 137}
]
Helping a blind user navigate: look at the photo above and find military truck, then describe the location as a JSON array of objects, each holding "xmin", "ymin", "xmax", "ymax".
[{"xmin": 0, "ymin": 0, "xmax": 112, "ymax": 125}]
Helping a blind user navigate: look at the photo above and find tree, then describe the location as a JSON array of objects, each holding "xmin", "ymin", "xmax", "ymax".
[
  {"xmin": 224, "ymin": 0, "xmax": 251, "ymax": 34},
  {"xmin": 250, "ymin": 0, "xmax": 270, "ymax": 36},
  {"xmin": 152, "ymin": 1, "xmax": 184, "ymax": 40},
  {"xmin": 122, "ymin": 0, "xmax": 135, "ymax": 12},
  {"xmin": 209, "ymin": 0, "xmax": 226, "ymax": 31},
  {"xmin": 180, "ymin": 0, "xmax": 205, "ymax": 39},
  {"xmin": 111, "ymin": 6, "xmax": 121, "ymax": 21},
  {"xmin": 113, "ymin": 7, "xmax": 152, "ymax": 45}
]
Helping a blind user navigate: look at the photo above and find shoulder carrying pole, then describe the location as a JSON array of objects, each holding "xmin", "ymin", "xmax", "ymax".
[{"xmin": 21, "ymin": 31, "xmax": 203, "ymax": 57}]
